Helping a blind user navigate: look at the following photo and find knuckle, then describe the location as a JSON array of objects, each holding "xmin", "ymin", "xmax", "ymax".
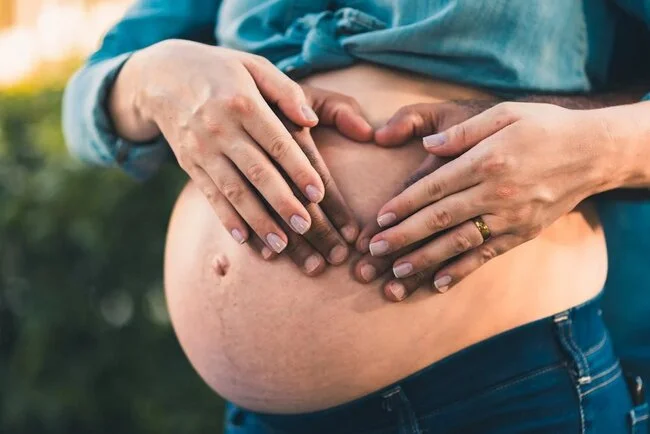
[
  {"xmin": 425, "ymin": 208, "xmax": 453, "ymax": 232},
  {"xmin": 479, "ymin": 152, "xmax": 514, "ymax": 176},
  {"xmin": 425, "ymin": 178, "xmax": 444, "ymax": 200},
  {"xmin": 494, "ymin": 182, "xmax": 518, "ymax": 200},
  {"xmin": 268, "ymin": 135, "xmax": 293, "ymax": 160},
  {"xmin": 478, "ymin": 244, "xmax": 500, "ymax": 264},
  {"xmin": 246, "ymin": 163, "xmax": 269, "ymax": 185},
  {"xmin": 225, "ymin": 94, "xmax": 255, "ymax": 116},
  {"xmin": 450, "ymin": 231, "xmax": 475, "ymax": 253},
  {"xmin": 221, "ymin": 181, "xmax": 245, "ymax": 204},
  {"xmin": 309, "ymin": 218, "xmax": 335, "ymax": 241}
]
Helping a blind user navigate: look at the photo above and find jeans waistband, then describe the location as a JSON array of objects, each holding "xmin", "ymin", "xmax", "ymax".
[{"xmin": 254, "ymin": 294, "xmax": 607, "ymax": 434}]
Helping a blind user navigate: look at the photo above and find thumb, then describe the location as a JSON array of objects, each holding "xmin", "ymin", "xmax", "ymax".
[
  {"xmin": 307, "ymin": 87, "xmax": 374, "ymax": 142},
  {"xmin": 423, "ymin": 104, "xmax": 517, "ymax": 157},
  {"xmin": 374, "ymin": 103, "xmax": 444, "ymax": 148}
]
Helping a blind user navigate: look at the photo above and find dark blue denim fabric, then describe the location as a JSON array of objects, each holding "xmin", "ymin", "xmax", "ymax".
[{"xmin": 224, "ymin": 295, "xmax": 648, "ymax": 434}]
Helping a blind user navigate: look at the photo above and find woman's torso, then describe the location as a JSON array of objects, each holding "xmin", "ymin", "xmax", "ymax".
[{"xmin": 164, "ymin": 64, "xmax": 607, "ymax": 414}]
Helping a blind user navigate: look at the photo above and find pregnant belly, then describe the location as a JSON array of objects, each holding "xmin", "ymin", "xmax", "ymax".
[{"xmin": 163, "ymin": 65, "xmax": 608, "ymax": 413}]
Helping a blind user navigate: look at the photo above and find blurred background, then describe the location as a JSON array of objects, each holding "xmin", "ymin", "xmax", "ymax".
[{"xmin": 0, "ymin": 1, "xmax": 649, "ymax": 434}]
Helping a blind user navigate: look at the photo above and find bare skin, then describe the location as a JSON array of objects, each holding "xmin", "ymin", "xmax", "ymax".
[{"xmin": 164, "ymin": 64, "xmax": 607, "ymax": 414}]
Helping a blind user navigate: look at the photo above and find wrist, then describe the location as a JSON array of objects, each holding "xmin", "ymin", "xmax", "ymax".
[{"xmin": 108, "ymin": 48, "xmax": 160, "ymax": 142}]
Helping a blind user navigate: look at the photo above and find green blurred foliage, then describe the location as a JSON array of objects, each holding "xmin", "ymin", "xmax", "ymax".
[{"xmin": 0, "ymin": 66, "xmax": 224, "ymax": 433}]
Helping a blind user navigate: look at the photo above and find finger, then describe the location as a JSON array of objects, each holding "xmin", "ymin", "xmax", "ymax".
[
  {"xmin": 188, "ymin": 166, "xmax": 250, "ymax": 244},
  {"xmin": 207, "ymin": 156, "xmax": 289, "ymax": 254},
  {"xmin": 248, "ymin": 234, "xmax": 278, "ymax": 261},
  {"xmin": 238, "ymin": 96, "xmax": 326, "ymax": 204},
  {"xmin": 375, "ymin": 104, "xmax": 441, "ymax": 147},
  {"xmin": 383, "ymin": 268, "xmax": 436, "ymax": 302},
  {"xmin": 290, "ymin": 127, "xmax": 360, "ymax": 243},
  {"xmin": 353, "ymin": 252, "xmax": 395, "ymax": 283},
  {"xmin": 303, "ymin": 202, "xmax": 350, "ymax": 265},
  {"xmin": 432, "ymin": 234, "xmax": 520, "ymax": 292},
  {"xmin": 240, "ymin": 55, "xmax": 319, "ymax": 127},
  {"xmin": 225, "ymin": 138, "xmax": 313, "ymax": 235},
  {"xmin": 423, "ymin": 102, "xmax": 519, "ymax": 156},
  {"xmin": 279, "ymin": 220, "xmax": 327, "ymax": 276},
  {"xmin": 370, "ymin": 190, "xmax": 482, "ymax": 256},
  {"xmin": 375, "ymin": 154, "xmax": 481, "ymax": 228},
  {"xmin": 391, "ymin": 219, "xmax": 490, "ymax": 279},
  {"xmin": 308, "ymin": 87, "xmax": 374, "ymax": 142}
]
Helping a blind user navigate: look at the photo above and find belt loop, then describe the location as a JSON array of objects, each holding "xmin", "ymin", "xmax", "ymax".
[
  {"xmin": 554, "ymin": 310, "xmax": 591, "ymax": 385},
  {"xmin": 381, "ymin": 386, "xmax": 423, "ymax": 434}
]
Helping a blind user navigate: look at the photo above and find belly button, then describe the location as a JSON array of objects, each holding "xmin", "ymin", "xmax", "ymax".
[{"xmin": 211, "ymin": 253, "xmax": 230, "ymax": 277}]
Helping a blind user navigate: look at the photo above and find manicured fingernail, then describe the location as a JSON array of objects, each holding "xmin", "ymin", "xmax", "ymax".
[
  {"xmin": 261, "ymin": 247, "xmax": 273, "ymax": 259},
  {"xmin": 266, "ymin": 233, "xmax": 287, "ymax": 253},
  {"xmin": 301, "ymin": 104, "xmax": 319, "ymax": 123},
  {"xmin": 393, "ymin": 262, "xmax": 413, "ymax": 278},
  {"xmin": 388, "ymin": 281, "xmax": 407, "ymax": 301},
  {"xmin": 360, "ymin": 264, "xmax": 377, "ymax": 282},
  {"xmin": 377, "ymin": 212, "xmax": 397, "ymax": 228},
  {"xmin": 304, "ymin": 255, "xmax": 322, "ymax": 274},
  {"xmin": 329, "ymin": 245, "xmax": 349, "ymax": 264},
  {"xmin": 358, "ymin": 237, "xmax": 370, "ymax": 252},
  {"xmin": 434, "ymin": 275, "xmax": 452, "ymax": 292},
  {"xmin": 423, "ymin": 133, "xmax": 446, "ymax": 148},
  {"xmin": 290, "ymin": 215, "xmax": 310, "ymax": 234},
  {"xmin": 369, "ymin": 240, "xmax": 390, "ymax": 256},
  {"xmin": 231, "ymin": 229, "xmax": 245, "ymax": 244},
  {"xmin": 341, "ymin": 225, "xmax": 358, "ymax": 243},
  {"xmin": 305, "ymin": 184, "xmax": 323, "ymax": 203}
]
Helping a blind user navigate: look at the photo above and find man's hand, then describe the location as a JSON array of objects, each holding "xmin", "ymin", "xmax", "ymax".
[{"xmin": 355, "ymin": 101, "xmax": 624, "ymax": 301}]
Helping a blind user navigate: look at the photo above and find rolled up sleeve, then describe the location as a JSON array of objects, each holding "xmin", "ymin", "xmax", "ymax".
[{"xmin": 62, "ymin": 0, "xmax": 221, "ymax": 180}]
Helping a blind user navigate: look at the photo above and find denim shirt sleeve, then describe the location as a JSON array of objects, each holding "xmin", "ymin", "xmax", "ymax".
[
  {"xmin": 62, "ymin": 0, "xmax": 221, "ymax": 180},
  {"xmin": 612, "ymin": 0, "xmax": 650, "ymax": 102}
]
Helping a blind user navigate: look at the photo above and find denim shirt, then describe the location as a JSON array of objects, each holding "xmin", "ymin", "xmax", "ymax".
[{"xmin": 62, "ymin": 0, "xmax": 650, "ymax": 180}]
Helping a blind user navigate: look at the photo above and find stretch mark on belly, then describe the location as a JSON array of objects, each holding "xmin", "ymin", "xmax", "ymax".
[{"xmin": 211, "ymin": 253, "xmax": 230, "ymax": 277}]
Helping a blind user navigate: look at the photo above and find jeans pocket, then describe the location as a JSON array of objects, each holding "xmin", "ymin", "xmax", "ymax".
[{"xmin": 630, "ymin": 402, "xmax": 649, "ymax": 434}]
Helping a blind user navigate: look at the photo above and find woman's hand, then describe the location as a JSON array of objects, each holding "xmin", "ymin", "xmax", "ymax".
[
  {"xmin": 110, "ymin": 39, "xmax": 372, "ymax": 265},
  {"xmin": 355, "ymin": 101, "xmax": 621, "ymax": 301}
]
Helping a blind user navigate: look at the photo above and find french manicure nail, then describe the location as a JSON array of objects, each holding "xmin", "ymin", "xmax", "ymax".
[
  {"xmin": 329, "ymin": 245, "xmax": 349, "ymax": 264},
  {"xmin": 389, "ymin": 282, "xmax": 407, "ymax": 301},
  {"xmin": 434, "ymin": 275, "xmax": 453, "ymax": 291},
  {"xmin": 377, "ymin": 212, "xmax": 397, "ymax": 228},
  {"xmin": 290, "ymin": 215, "xmax": 310, "ymax": 234},
  {"xmin": 341, "ymin": 225, "xmax": 358, "ymax": 243},
  {"xmin": 369, "ymin": 240, "xmax": 390, "ymax": 256},
  {"xmin": 304, "ymin": 255, "xmax": 322, "ymax": 274},
  {"xmin": 301, "ymin": 104, "xmax": 319, "ymax": 122},
  {"xmin": 393, "ymin": 262, "xmax": 413, "ymax": 278},
  {"xmin": 305, "ymin": 184, "xmax": 323, "ymax": 203},
  {"xmin": 231, "ymin": 229, "xmax": 245, "ymax": 244},
  {"xmin": 266, "ymin": 233, "xmax": 287, "ymax": 253},
  {"xmin": 360, "ymin": 264, "xmax": 377, "ymax": 282},
  {"xmin": 261, "ymin": 247, "xmax": 273, "ymax": 259},
  {"xmin": 423, "ymin": 133, "xmax": 446, "ymax": 148}
]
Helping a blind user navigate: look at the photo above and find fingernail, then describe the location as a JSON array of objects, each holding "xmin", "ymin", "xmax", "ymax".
[
  {"xmin": 369, "ymin": 240, "xmax": 390, "ymax": 256},
  {"xmin": 393, "ymin": 262, "xmax": 413, "ymax": 278},
  {"xmin": 423, "ymin": 133, "xmax": 446, "ymax": 148},
  {"xmin": 305, "ymin": 184, "xmax": 323, "ymax": 203},
  {"xmin": 329, "ymin": 245, "xmax": 349, "ymax": 264},
  {"xmin": 261, "ymin": 247, "xmax": 273, "ymax": 259},
  {"xmin": 231, "ymin": 229, "xmax": 245, "ymax": 244},
  {"xmin": 304, "ymin": 255, "xmax": 322, "ymax": 274},
  {"xmin": 290, "ymin": 215, "xmax": 310, "ymax": 234},
  {"xmin": 360, "ymin": 264, "xmax": 377, "ymax": 282},
  {"xmin": 434, "ymin": 275, "xmax": 452, "ymax": 292},
  {"xmin": 377, "ymin": 212, "xmax": 397, "ymax": 228},
  {"xmin": 341, "ymin": 225, "xmax": 358, "ymax": 243},
  {"xmin": 266, "ymin": 233, "xmax": 287, "ymax": 253},
  {"xmin": 301, "ymin": 104, "xmax": 319, "ymax": 123},
  {"xmin": 388, "ymin": 281, "xmax": 407, "ymax": 301},
  {"xmin": 358, "ymin": 237, "xmax": 370, "ymax": 252}
]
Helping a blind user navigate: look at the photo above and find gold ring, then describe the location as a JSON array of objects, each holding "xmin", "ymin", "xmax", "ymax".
[{"xmin": 472, "ymin": 217, "xmax": 491, "ymax": 241}]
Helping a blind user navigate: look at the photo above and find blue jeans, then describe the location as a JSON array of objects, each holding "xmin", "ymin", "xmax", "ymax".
[{"xmin": 224, "ymin": 295, "xmax": 649, "ymax": 434}]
